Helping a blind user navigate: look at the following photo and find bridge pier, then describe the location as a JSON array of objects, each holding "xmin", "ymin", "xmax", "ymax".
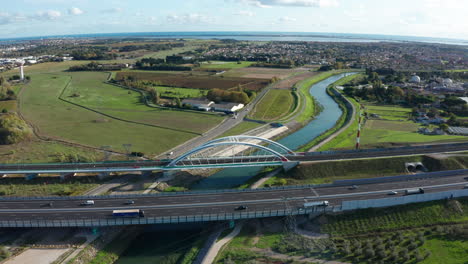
[
  {"xmin": 24, "ymin": 173, "xmax": 37, "ymax": 180},
  {"xmin": 283, "ymin": 161, "xmax": 299, "ymax": 172}
]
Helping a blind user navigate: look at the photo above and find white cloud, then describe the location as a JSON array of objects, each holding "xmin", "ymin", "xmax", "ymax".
[
  {"xmin": 34, "ymin": 10, "xmax": 62, "ymax": 20},
  {"xmin": 167, "ymin": 13, "xmax": 213, "ymax": 24},
  {"xmin": 68, "ymin": 7, "xmax": 84, "ymax": 15},
  {"xmin": 0, "ymin": 12, "xmax": 26, "ymax": 25},
  {"xmin": 102, "ymin": 7, "xmax": 123, "ymax": 14},
  {"xmin": 242, "ymin": 0, "xmax": 339, "ymax": 8},
  {"xmin": 234, "ymin": 10, "xmax": 255, "ymax": 17},
  {"xmin": 278, "ymin": 16, "xmax": 297, "ymax": 22}
]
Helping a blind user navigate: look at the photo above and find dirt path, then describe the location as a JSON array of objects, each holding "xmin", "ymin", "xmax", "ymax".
[{"xmin": 201, "ymin": 222, "xmax": 244, "ymax": 264}]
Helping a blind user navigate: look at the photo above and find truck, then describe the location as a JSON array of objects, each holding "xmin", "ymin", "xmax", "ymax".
[
  {"xmin": 405, "ymin": 188, "xmax": 425, "ymax": 195},
  {"xmin": 303, "ymin": 201, "xmax": 329, "ymax": 207},
  {"xmin": 112, "ymin": 209, "xmax": 145, "ymax": 218}
]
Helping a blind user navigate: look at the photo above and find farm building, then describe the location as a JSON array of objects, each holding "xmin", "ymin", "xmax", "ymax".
[
  {"xmin": 212, "ymin": 102, "xmax": 244, "ymax": 113},
  {"xmin": 447, "ymin": 126, "xmax": 468, "ymax": 136},
  {"xmin": 182, "ymin": 98, "xmax": 214, "ymax": 111}
]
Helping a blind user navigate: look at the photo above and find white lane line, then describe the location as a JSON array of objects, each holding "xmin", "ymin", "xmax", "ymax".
[{"xmin": 310, "ymin": 187, "xmax": 319, "ymax": 197}]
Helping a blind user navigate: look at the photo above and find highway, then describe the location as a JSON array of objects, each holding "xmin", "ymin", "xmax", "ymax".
[
  {"xmin": 0, "ymin": 142, "xmax": 467, "ymax": 173},
  {"xmin": 0, "ymin": 171, "xmax": 466, "ymax": 222}
]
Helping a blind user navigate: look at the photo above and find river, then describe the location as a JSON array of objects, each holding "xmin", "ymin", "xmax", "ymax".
[{"xmin": 192, "ymin": 73, "xmax": 355, "ymax": 190}]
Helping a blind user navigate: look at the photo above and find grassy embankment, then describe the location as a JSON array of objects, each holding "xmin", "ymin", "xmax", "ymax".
[
  {"xmin": 263, "ymin": 154, "xmax": 468, "ymax": 186},
  {"xmin": 250, "ymin": 89, "xmax": 295, "ymax": 120},
  {"xmin": 0, "ymin": 176, "xmax": 103, "ymax": 196}
]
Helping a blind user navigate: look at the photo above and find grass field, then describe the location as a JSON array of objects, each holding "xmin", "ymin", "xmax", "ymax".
[
  {"xmin": 218, "ymin": 122, "xmax": 263, "ymax": 138},
  {"xmin": 155, "ymin": 86, "xmax": 207, "ymax": 99},
  {"xmin": 63, "ymin": 71, "xmax": 222, "ymax": 134},
  {"xmin": 20, "ymin": 73, "xmax": 196, "ymax": 155},
  {"xmin": 421, "ymin": 236, "xmax": 468, "ymax": 264},
  {"xmin": 320, "ymin": 97, "xmax": 468, "ymax": 150},
  {"xmin": 251, "ymin": 89, "xmax": 294, "ymax": 120},
  {"xmin": 200, "ymin": 61, "xmax": 254, "ymax": 69}
]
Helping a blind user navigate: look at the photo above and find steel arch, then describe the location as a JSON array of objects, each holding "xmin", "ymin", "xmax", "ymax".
[
  {"xmin": 167, "ymin": 141, "xmax": 289, "ymax": 167},
  {"xmin": 205, "ymin": 135, "xmax": 295, "ymax": 155}
]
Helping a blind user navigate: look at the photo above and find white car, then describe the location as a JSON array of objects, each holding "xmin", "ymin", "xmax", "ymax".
[{"xmin": 388, "ymin": 191, "xmax": 398, "ymax": 195}]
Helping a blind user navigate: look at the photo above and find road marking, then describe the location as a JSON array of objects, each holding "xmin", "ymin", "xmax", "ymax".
[{"xmin": 310, "ymin": 188, "xmax": 319, "ymax": 197}]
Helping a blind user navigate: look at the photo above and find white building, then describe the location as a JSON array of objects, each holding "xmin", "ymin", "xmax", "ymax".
[
  {"xmin": 212, "ymin": 102, "xmax": 244, "ymax": 113},
  {"xmin": 182, "ymin": 98, "xmax": 214, "ymax": 111}
]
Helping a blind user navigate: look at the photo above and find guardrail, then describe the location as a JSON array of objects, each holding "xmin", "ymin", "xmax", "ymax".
[{"xmin": 0, "ymin": 207, "xmax": 334, "ymax": 228}]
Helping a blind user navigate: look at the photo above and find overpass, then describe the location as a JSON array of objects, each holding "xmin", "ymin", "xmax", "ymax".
[
  {"xmin": 0, "ymin": 137, "xmax": 467, "ymax": 176},
  {"xmin": 0, "ymin": 169, "xmax": 466, "ymax": 227}
]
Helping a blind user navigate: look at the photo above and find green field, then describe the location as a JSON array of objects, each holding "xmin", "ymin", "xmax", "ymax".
[
  {"xmin": 155, "ymin": 86, "xmax": 207, "ymax": 99},
  {"xmin": 421, "ymin": 237, "xmax": 468, "ymax": 264},
  {"xmin": 218, "ymin": 121, "xmax": 263, "ymax": 138},
  {"xmin": 63, "ymin": 71, "xmax": 222, "ymax": 134},
  {"xmin": 251, "ymin": 89, "xmax": 294, "ymax": 120},
  {"xmin": 320, "ymin": 98, "xmax": 468, "ymax": 150},
  {"xmin": 19, "ymin": 73, "xmax": 196, "ymax": 155},
  {"xmin": 201, "ymin": 61, "xmax": 254, "ymax": 69}
]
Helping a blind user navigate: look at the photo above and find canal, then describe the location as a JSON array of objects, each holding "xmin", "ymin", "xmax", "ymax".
[{"xmin": 192, "ymin": 72, "xmax": 355, "ymax": 190}]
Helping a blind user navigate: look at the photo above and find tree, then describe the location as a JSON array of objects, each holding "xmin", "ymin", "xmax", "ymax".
[
  {"xmin": 439, "ymin": 123, "xmax": 449, "ymax": 132},
  {"xmin": 175, "ymin": 97, "xmax": 182, "ymax": 108}
]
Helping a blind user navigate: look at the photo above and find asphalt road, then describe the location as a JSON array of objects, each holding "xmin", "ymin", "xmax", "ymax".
[{"xmin": 0, "ymin": 173, "xmax": 466, "ymax": 221}]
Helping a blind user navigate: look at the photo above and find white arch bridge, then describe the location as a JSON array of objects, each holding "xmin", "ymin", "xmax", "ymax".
[{"xmin": 166, "ymin": 135, "xmax": 298, "ymax": 171}]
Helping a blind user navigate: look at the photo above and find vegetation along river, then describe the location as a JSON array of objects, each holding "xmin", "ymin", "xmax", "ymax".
[{"xmin": 192, "ymin": 72, "xmax": 356, "ymax": 190}]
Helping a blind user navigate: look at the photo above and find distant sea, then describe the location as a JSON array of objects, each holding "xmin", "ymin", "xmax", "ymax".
[{"xmin": 1, "ymin": 31, "xmax": 468, "ymax": 46}]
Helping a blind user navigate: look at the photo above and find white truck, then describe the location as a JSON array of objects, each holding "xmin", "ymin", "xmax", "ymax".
[{"xmin": 303, "ymin": 201, "xmax": 329, "ymax": 207}]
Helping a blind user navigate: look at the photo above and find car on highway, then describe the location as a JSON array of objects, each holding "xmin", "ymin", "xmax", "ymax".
[
  {"xmin": 464, "ymin": 177, "xmax": 468, "ymax": 181},
  {"xmin": 235, "ymin": 205, "xmax": 248, "ymax": 210},
  {"xmin": 349, "ymin": 185, "xmax": 358, "ymax": 190},
  {"xmin": 388, "ymin": 191, "xmax": 398, "ymax": 195},
  {"xmin": 124, "ymin": 200, "xmax": 135, "ymax": 205},
  {"xmin": 464, "ymin": 184, "xmax": 468, "ymax": 189},
  {"xmin": 80, "ymin": 200, "xmax": 95, "ymax": 206}
]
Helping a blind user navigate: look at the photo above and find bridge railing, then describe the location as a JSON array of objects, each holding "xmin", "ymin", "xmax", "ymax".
[
  {"xmin": 0, "ymin": 169, "xmax": 466, "ymax": 201},
  {"xmin": 0, "ymin": 207, "xmax": 337, "ymax": 228}
]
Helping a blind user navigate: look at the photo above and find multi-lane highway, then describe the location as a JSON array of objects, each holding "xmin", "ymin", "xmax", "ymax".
[
  {"xmin": 0, "ymin": 170, "xmax": 466, "ymax": 223},
  {"xmin": 0, "ymin": 142, "xmax": 467, "ymax": 173}
]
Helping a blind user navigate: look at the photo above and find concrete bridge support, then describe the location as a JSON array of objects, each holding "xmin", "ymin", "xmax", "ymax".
[{"xmin": 283, "ymin": 161, "xmax": 299, "ymax": 172}]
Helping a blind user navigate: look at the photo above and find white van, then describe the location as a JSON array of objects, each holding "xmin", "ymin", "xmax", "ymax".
[{"xmin": 81, "ymin": 200, "xmax": 95, "ymax": 206}]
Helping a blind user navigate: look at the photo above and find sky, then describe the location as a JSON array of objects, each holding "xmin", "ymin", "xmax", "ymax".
[{"xmin": 0, "ymin": 0, "xmax": 467, "ymax": 40}]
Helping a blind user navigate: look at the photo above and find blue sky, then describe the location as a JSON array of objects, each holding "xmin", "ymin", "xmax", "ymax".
[{"xmin": 1, "ymin": 0, "xmax": 467, "ymax": 40}]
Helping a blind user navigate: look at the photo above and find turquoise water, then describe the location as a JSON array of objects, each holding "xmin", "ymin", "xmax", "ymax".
[{"xmin": 192, "ymin": 73, "xmax": 355, "ymax": 190}]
